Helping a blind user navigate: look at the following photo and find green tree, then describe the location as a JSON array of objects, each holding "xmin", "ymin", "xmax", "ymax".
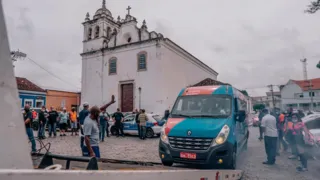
[
  {"xmin": 253, "ymin": 104, "xmax": 265, "ymax": 111},
  {"xmin": 240, "ymin": 90, "xmax": 249, "ymax": 96},
  {"xmin": 317, "ymin": 61, "xmax": 320, "ymax": 69},
  {"xmin": 305, "ymin": 0, "xmax": 320, "ymax": 14}
]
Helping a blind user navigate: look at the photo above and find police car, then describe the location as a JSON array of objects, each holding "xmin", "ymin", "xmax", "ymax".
[{"xmin": 109, "ymin": 113, "xmax": 162, "ymax": 138}]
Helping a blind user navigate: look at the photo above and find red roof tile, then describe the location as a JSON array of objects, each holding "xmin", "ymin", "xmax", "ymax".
[
  {"xmin": 16, "ymin": 77, "xmax": 45, "ymax": 92},
  {"xmin": 292, "ymin": 78, "xmax": 320, "ymax": 91}
]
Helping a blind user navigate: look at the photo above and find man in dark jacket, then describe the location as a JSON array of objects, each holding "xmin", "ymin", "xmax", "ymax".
[
  {"xmin": 38, "ymin": 106, "xmax": 47, "ymax": 139},
  {"xmin": 79, "ymin": 103, "xmax": 90, "ymax": 149},
  {"xmin": 135, "ymin": 109, "xmax": 141, "ymax": 137},
  {"xmin": 258, "ymin": 110, "xmax": 265, "ymax": 141},
  {"xmin": 48, "ymin": 107, "xmax": 59, "ymax": 137}
]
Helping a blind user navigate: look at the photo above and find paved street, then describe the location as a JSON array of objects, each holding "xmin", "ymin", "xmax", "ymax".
[{"xmin": 33, "ymin": 127, "xmax": 320, "ymax": 180}]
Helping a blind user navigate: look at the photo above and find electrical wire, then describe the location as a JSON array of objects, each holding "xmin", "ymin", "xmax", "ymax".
[{"xmin": 26, "ymin": 57, "xmax": 80, "ymax": 90}]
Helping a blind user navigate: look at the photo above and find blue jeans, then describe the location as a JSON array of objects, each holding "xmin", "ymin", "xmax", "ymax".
[
  {"xmin": 99, "ymin": 124, "xmax": 106, "ymax": 141},
  {"xmin": 140, "ymin": 125, "xmax": 146, "ymax": 139},
  {"xmin": 26, "ymin": 128, "xmax": 36, "ymax": 152},
  {"xmin": 38, "ymin": 123, "xmax": 45, "ymax": 137},
  {"xmin": 82, "ymin": 146, "xmax": 100, "ymax": 158},
  {"xmin": 48, "ymin": 123, "xmax": 56, "ymax": 136}
]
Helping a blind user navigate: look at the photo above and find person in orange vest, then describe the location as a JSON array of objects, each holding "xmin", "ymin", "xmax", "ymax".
[
  {"xmin": 70, "ymin": 107, "xmax": 78, "ymax": 136},
  {"xmin": 32, "ymin": 109, "xmax": 37, "ymax": 120},
  {"xmin": 284, "ymin": 108, "xmax": 298, "ymax": 159},
  {"xmin": 277, "ymin": 111, "xmax": 288, "ymax": 153}
]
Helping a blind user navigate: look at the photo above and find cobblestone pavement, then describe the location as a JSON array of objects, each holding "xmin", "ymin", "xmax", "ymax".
[{"xmin": 33, "ymin": 127, "xmax": 320, "ymax": 180}]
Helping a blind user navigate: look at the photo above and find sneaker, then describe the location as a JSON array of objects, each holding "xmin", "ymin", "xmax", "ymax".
[
  {"xmin": 63, "ymin": 134, "xmax": 66, "ymax": 136},
  {"xmin": 296, "ymin": 166, "xmax": 308, "ymax": 172},
  {"xmin": 288, "ymin": 155, "xmax": 297, "ymax": 159},
  {"xmin": 262, "ymin": 161, "xmax": 274, "ymax": 165},
  {"xmin": 60, "ymin": 134, "xmax": 63, "ymax": 136}
]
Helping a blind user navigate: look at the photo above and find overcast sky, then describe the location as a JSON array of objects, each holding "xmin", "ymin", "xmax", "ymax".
[{"xmin": 3, "ymin": 0, "xmax": 320, "ymax": 96}]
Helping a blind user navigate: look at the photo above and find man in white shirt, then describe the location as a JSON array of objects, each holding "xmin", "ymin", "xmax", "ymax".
[{"xmin": 261, "ymin": 109, "xmax": 278, "ymax": 165}]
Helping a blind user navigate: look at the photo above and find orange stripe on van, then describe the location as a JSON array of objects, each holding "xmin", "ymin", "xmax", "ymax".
[
  {"xmin": 182, "ymin": 86, "xmax": 220, "ymax": 96},
  {"xmin": 165, "ymin": 118, "xmax": 185, "ymax": 135}
]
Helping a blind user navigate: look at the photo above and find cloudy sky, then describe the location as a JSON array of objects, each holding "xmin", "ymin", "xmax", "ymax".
[{"xmin": 3, "ymin": 0, "xmax": 320, "ymax": 96}]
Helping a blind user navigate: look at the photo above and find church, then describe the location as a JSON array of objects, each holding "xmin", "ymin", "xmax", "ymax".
[{"xmin": 80, "ymin": 0, "xmax": 219, "ymax": 113}]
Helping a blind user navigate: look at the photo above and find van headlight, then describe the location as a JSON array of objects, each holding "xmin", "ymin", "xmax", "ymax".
[
  {"xmin": 211, "ymin": 125, "xmax": 230, "ymax": 146},
  {"xmin": 160, "ymin": 125, "xmax": 169, "ymax": 144}
]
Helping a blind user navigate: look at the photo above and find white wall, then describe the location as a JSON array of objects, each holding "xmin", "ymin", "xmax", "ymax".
[
  {"xmin": 159, "ymin": 42, "xmax": 218, "ymax": 110},
  {"xmin": 81, "ymin": 40, "xmax": 218, "ymax": 114}
]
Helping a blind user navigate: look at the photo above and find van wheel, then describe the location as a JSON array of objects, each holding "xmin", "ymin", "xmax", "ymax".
[
  {"xmin": 146, "ymin": 128, "xmax": 154, "ymax": 138},
  {"xmin": 111, "ymin": 126, "xmax": 117, "ymax": 136},
  {"xmin": 161, "ymin": 160, "xmax": 173, "ymax": 166}
]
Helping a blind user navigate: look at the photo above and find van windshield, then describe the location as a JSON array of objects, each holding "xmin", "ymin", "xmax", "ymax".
[{"xmin": 171, "ymin": 95, "xmax": 232, "ymax": 118}]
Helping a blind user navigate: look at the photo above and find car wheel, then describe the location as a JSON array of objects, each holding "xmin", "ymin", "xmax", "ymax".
[
  {"xmin": 110, "ymin": 126, "xmax": 117, "ymax": 136},
  {"xmin": 146, "ymin": 128, "xmax": 154, "ymax": 138},
  {"xmin": 161, "ymin": 160, "xmax": 173, "ymax": 166}
]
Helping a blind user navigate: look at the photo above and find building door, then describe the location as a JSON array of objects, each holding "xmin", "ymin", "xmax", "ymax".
[{"xmin": 121, "ymin": 83, "xmax": 134, "ymax": 112}]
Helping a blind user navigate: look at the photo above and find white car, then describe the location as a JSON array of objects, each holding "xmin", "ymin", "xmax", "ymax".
[{"xmin": 109, "ymin": 113, "xmax": 162, "ymax": 138}]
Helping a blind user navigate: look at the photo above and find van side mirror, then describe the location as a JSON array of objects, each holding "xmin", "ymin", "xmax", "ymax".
[{"xmin": 236, "ymin": 110, "xmax": 246, "ymax": 122}]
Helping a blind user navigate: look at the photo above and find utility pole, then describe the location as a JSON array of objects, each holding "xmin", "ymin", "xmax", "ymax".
[
  {"xmin": 267, "ymin": 84, "xmax": 276, "ymax": 110},
  {"xmin": 300, "ymin": 58, "xmax": 314, "ymax": 111}
]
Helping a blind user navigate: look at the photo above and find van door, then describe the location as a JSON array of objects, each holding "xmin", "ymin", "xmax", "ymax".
[
  {"xmin": 236, "ymin": 98, "xmax": 248, "ymax": 148},
  {"xmin": 234, "ymin": 98, "xmax": 244, "ymax": 149}
]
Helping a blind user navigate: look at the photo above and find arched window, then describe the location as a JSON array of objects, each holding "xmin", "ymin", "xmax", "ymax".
[
  {"xmin": 137, "ymin": 52, "xmax": 147, "ymax": 71},
  {"xmin": 109, "ymin": 57, "xmax": 117, "ymax": 75},
  {"xmin": 88, "ymin": 28, "xmax": 92, "ymax": 40},
  {"xmin": 106, "ymin": 27, "xmax": 111, "ymax": 38},
  {"xmin": 94, "ymin": 26, "xmax": 100, "ymax": 38}
]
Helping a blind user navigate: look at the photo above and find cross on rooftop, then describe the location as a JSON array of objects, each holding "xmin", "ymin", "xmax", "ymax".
[{"xmin": 126, "ymin": 6, "xmax": 131, "ymax": 15}]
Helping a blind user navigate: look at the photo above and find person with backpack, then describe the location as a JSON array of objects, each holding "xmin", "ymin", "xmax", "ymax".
[{"xmin": 24, "ymin": 104, "xmax": 36, "ymax": 154}]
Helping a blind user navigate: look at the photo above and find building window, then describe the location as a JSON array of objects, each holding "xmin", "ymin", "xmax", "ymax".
[
  {"xmin": 24, "ymin": 99, "xmax": 33, "ymax": 108},
  {"xmin": 294, "ymin": 93, "xmax": 304, "ymax": 98},
  {"xmin": 94, "ymin": 26, "xmax": 100, "ymax": 38},
  {"xmin": 137, "ymin": 52, "xmax": 147, "ymax": 71},
  {"xmin": 88, "ymin": 28, "xmax": 92, "ymax": 40},
  {"xmin": 109, "ymin": 58, "xmax": 117, "ymax": 75},
  {"xmin": 35, "ymin": 99, "xmax": 44, "ymax": 108}
]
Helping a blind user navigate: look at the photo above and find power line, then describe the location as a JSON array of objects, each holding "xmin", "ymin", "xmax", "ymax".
[{"xmin": 27, "ymin": 57, "xmax": 80, "ymax": 90}]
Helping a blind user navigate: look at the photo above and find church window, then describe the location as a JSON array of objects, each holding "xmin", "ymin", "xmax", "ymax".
[
  {"xmin": 127, "ymin": 37, "xmax": 132, "ymax": 43},
  {"xmin": 109, "ymin": 58, "xmax": 117, "ymax": 75},
  {"xmin": 137, "ymin": 52, "xmax": 147, "ymax": 71},
  {"xmin": 95, "ymin": 26, "xmax": 100, "ymax": 38},
  {"xmin": 88, "ymin": 28, "xmax": 92, "ymax": 40}
]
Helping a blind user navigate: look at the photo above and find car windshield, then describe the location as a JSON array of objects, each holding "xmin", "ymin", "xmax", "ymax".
[{"xmin": 171, "ymin": 95, "xmax": 232, "ymax": 118}]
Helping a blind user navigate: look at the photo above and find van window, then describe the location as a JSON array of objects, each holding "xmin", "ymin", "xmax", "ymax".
[{"xmin": 171, "ymin": 95, "xmax": 232, "ymax": 118}]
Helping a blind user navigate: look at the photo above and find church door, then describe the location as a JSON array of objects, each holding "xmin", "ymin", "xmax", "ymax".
[{"xmin": 121, "ymin": 83, "xmax": 134, "ymax": 112}]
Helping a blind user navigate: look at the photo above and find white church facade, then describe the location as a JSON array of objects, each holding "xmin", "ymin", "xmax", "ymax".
[{"xmin": 80, "ymin": 1, "xmax": 218, "ymax": 113}]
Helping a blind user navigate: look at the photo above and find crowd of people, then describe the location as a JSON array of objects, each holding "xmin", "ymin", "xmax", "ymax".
[
  {"xmin": 259, "ymin": 108, "xmax": 315, "ymax": 172},
  {"xmin": 22, "ymin": 94, "xmax": 159, "ymax": 158}
]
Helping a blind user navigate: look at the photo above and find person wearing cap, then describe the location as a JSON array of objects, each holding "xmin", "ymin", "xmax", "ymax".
[
  {"xmin": 261, "ymin": 108, "xmax": 278, "ymax": 165},
  {"xmin": 59, "ymin": 107, "xmax": 69, "ymax": 136},
  {"xmin": 79, "ymin": 96, "xmax": 116, "ymax": 151},
  {"xmin": 79, "ymin": 102, "xmax": 90, "ymax": 149}
]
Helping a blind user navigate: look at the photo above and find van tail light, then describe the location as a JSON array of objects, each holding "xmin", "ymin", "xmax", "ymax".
[{"xmin": 153, "ymin": 122, "xmax": 158, "ymax": 126}]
